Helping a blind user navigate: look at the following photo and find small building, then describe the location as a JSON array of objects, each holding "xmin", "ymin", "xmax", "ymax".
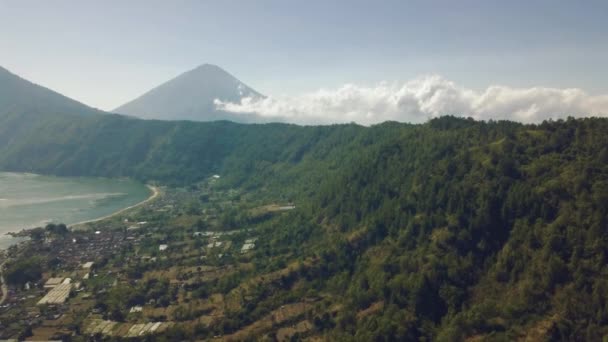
[
  {"xmin": 38, "ymin": 283, "xmax": 72, "ymax": 305},
  {"xmin": 82, "ymin": 261, "xmax": 95, "ymax": 269},
  {"xmin": 241, "ymin": 238, "xmax": 257, "ymax": 253},
  {"xmin": 130, "ymin": 305, "xmax": 143, "ymax": 313},
  {"xmin": 241, "ymin": 243, "xmax": 255, "ymax": 253},
  {"xmin": 206, "ymin": 241, "xmax": 222, "ymax": 249},
  {"xmin": 44, "ymin": 277, "xmax": 65, "ymax": 289},
  {"xmin": 159, "ymin": 244, "xmax": 168, "ymax": 251}
]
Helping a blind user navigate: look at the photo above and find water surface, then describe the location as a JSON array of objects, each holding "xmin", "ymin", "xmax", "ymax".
[{"xmin": 0, "ymin": 172, "xmax": 150, "ymax": 249}]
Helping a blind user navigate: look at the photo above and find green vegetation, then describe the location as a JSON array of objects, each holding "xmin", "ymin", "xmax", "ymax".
[
  {"xmin": 0, "ymin": 94, "xmax": 607, "ymax": 340},
  {"xmin": 303, "ymin": 116, "xmax": 608, "ymax": 340},
  {"xmin": 5, "ymin": 256, "xmax": 44, "ymax": 286}
]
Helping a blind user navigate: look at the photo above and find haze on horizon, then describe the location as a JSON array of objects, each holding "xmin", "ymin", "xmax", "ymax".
[{"xmin": 0, "ymin": 0, "xmax": 607, "ymax": 124}]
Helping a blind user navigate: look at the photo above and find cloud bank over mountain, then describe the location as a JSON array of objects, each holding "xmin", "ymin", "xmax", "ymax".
[{"xmin": 215, "ymin": 75, "xmax": 608, "ymax": 125}]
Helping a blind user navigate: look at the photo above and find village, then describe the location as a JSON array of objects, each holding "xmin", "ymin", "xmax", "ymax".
[{"xmin": 0, "ymin": 177, "xmax": 306, "ymax": 341}]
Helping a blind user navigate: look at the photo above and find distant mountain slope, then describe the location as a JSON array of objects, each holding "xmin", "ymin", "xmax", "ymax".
[
  {"xmin": 0, "ymin": 65, "xmax": 102, "ymax": 117},
  {"xmin": 114, "ymin": 64, "xmax": 265, "ymax": 122}
]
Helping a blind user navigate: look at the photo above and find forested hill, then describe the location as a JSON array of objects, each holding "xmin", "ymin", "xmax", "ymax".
[
  {"xmin": 1, "ymin": 76, "xmax": 608, "ymax": 338},
  {"xmin": 306, "ymin": 116, "xmax": 608, "ymax": 339},
  {"xmin": 0, "ymin": 109, "xmax": 364, "ymax": 186}
]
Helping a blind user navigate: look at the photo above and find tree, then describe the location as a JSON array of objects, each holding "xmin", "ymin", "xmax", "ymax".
[{"xmin": 5, "ymin": 257, "xmax": 43, "ymax": 286}]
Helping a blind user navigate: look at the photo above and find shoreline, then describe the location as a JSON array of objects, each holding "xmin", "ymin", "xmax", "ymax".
[{"xmin": 69, "ymin": 185, "xmax": 160, "ymax": 227}]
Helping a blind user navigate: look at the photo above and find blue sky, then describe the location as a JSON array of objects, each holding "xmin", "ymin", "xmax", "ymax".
[{"xmin": 0, "ymin": 0, "xmax": 607, "ymax": 116}]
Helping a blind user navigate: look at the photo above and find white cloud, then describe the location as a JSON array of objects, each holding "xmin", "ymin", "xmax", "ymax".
[{"xmin": 215, "ymin": 75, "xmax": 608, "ymax": 125}]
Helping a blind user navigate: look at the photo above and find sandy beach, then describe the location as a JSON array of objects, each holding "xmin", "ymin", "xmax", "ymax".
[{"xmin": 70, "ymin": 185, "xmax": 160, "ymax": 227}]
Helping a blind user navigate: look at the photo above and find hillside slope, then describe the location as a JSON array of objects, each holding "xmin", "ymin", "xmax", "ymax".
[
  {"xmin": 1, "ymin": 67, "xmax": 608, "ymax": 339},
  {"xmin": 0, "ymin": 66, "xmax": 103, "ymax": 117},
  {"xmin": 2, "ymin": 109, "xmax": 608, "ymax": 339},
  {"xmin": 306, "ymin": 117, "xmax": 608, "ymax": 340}
]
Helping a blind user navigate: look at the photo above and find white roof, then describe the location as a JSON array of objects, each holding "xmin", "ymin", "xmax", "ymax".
[
  {"xmin": 206, "ymin": 241, "xmax": 222, "ymax": 248},
  {"xmin": 38, "ymin": 283, "xmax": 72, "ymax": 304},
  {"xmin": 44, "ymin": 277, "xmax": 64, "ymax": 287},
  {"xmin": 241, "ymin": 242, "xmax": 255, "ymax": 253},
  {"xmin": 129, "ymin": 306, "xmax": 143, "ymax": 313}
]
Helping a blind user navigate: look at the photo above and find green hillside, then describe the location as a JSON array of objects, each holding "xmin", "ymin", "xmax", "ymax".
[
  {"xmin": 1, "ymin": 67, "xmax": 607, "ymax": 339},
  {"xmin": 0, "ymin": 66, "xmax": 103, "ymax": 117},
  {"xmin": 308, "ymin": 117, "xmax": 608, "ymax": 340}
]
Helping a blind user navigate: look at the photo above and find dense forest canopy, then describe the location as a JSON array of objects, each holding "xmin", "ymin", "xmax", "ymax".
[{"xmin": 1, "ymin": 94, "xmax": 608, "ymax": 339}]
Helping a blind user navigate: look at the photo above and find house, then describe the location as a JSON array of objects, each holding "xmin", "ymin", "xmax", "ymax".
[
  {"xmin": 206, "ymin": 241, "xmax": 222, "ymax": 249},
  {"xmin": 130, "ymin": 306, "xmax": 143, "ymax": 313},
  {"xmin": 38, "ymin": 283, "xmax": 72, "ymax": 305},
  {"xmin": 241, "ymin": 243, "xmax": 255, "ymax": 253},
  {"xmin": 241, "ymin": 238, "xmax": 257, "ymax": 253}
]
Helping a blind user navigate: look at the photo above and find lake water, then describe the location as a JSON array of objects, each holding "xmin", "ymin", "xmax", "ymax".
[{"xmin": 0, "ymin": 172, "xmax": 151, "ymax": 249}]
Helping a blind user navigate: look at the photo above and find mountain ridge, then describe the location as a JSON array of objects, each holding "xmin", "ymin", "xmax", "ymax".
[{"xmin": 0, "ymin": 65, "xmax": 103, "ymax": 117}]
